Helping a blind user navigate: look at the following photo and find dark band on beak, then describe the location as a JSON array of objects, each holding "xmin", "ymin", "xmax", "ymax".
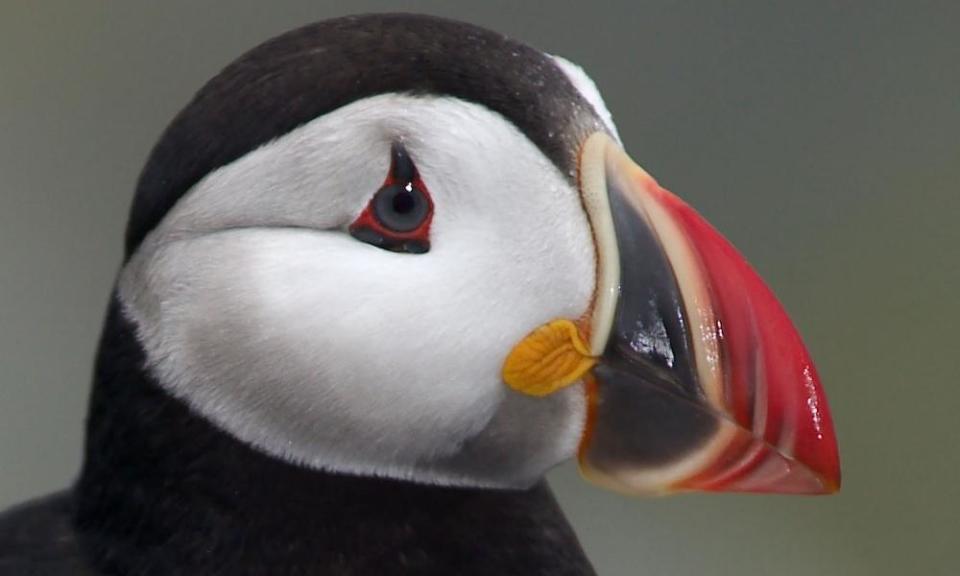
[{"xmin": 585, "ymin": 170, "xmax": 717, "ymax": 468}]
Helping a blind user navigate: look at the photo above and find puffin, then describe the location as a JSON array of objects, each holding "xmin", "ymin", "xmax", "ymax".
[{"xmin": 0, "ymin": 13, "xmax": 840, "ymax": 576}]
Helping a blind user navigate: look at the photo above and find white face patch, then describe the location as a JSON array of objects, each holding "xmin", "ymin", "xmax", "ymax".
[{"xmin": 118, "ymin": 94, "xmax": 596, "ymax": 488}]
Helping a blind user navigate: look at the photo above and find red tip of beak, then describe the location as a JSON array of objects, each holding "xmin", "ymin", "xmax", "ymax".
[{"xmin": 658, "ymin": 187, "xmax": 840, "ymax": 494}]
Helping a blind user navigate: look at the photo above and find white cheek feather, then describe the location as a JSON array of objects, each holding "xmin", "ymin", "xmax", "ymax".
[{"xmin": 119, "ymin": 94, "xmax": 596, "ymax": 487}]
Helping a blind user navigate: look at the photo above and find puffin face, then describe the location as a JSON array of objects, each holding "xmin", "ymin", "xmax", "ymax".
[
  {"xmin": 118, "ymin": 14, "xmax": 839, "ymax": 495},
  {"xmin": 120, "ymin": 94, "xmax": 597, "ymax": 486}
]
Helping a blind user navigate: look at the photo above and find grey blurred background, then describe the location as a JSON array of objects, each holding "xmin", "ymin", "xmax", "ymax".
[{"xmin": 1, "ymin": 2, "xmax": 956, "ymax": 574}]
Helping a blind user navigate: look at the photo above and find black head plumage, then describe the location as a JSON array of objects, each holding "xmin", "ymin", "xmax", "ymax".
[{"xmin": 126, "ymin": 13, "xmax": 607, "ymax": 259}]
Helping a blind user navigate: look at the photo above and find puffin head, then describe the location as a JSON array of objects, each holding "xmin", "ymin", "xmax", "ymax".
[{"xmin": 116, "ymin": 14, "xmax": 839, "ymax": 495}]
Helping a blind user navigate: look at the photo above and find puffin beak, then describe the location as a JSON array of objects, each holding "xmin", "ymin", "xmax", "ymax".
[{"xmin": 503, "ymin": 133, "xmax": 840, "ymax": 495}]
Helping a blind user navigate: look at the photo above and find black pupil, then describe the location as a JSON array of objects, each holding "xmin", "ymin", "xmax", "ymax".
[{"xmin": 392, "ymin": 188, "xmax": 416, "ymax": 214}]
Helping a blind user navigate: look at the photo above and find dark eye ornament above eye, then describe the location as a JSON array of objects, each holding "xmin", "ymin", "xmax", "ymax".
[{"xmin": 349, "ymin": 144, "xmax": 434, "ymax": 254}]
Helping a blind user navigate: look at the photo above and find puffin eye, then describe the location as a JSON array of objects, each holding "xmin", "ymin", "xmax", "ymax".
[
  {"xmin": 349, "ymin": 144, "xmax": 434, "ymax": 254},
  {"xmin": 373, "ymin": 182, "xmax": 430, "ymax": 233}
]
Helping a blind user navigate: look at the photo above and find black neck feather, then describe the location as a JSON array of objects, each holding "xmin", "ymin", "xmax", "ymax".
[{"xmin": 73, "ymin": 297, "xmax": 595, "ymax": 575}]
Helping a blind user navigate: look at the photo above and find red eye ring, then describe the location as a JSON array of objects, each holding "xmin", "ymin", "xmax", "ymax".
[{"xmin": 349, "ymin": 144, "xmax": 434, "ymax": 254}]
